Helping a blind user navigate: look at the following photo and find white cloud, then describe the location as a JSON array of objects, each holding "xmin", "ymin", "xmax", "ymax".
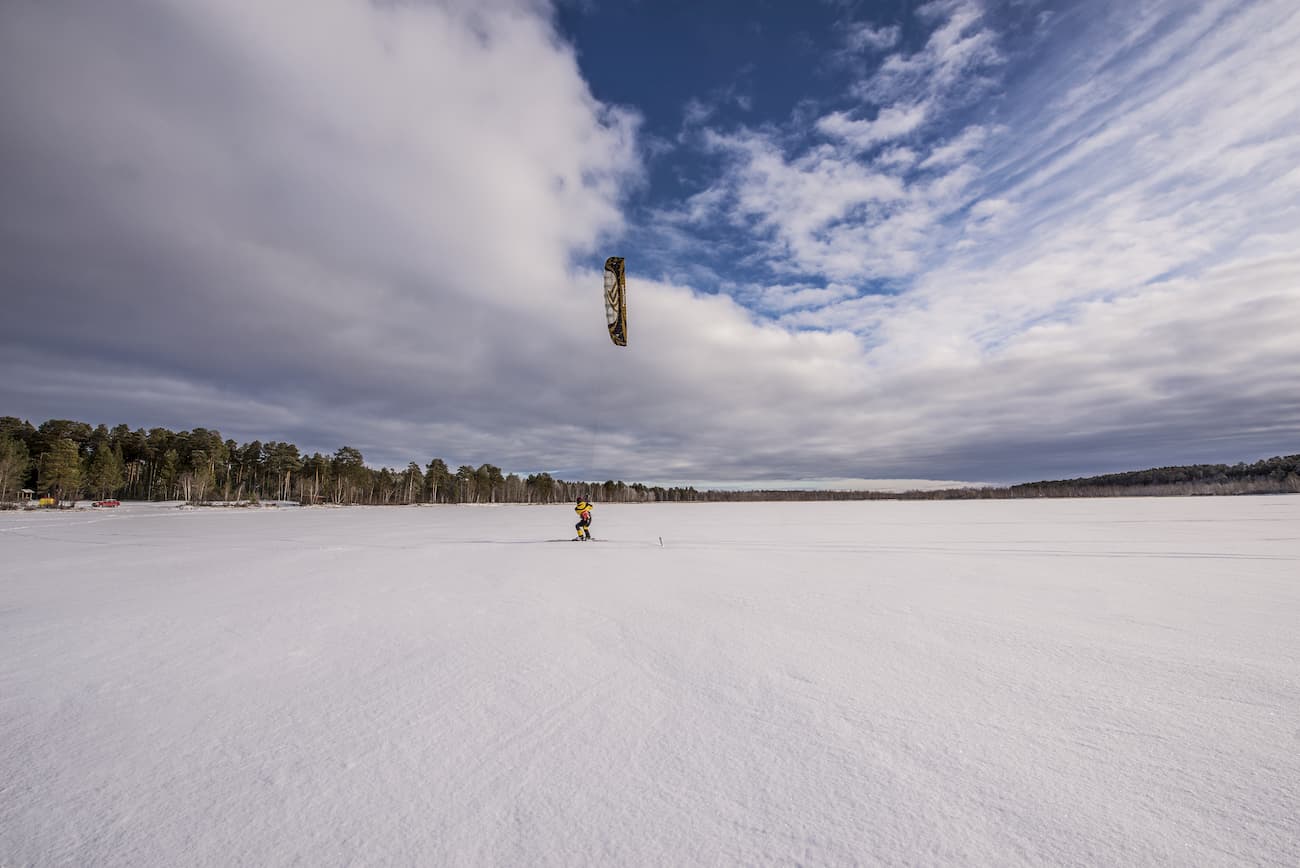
[
  {"xmin": 0, "ymin": 0, "xmax": 639, "ymax": 463},
  {"xmin": 876, "ymin": 146, "xmax": 920, "ymax": 168},
  {"xmin": 919, "ymin": 125, "xmax": 991, "ymax": 168},
  {"xmin": 857, "ymin": 0, "xmax": 1003, "ymax": 106},
  {"xmin": 689, "ymin": 130, "xmax": 923, "ymax": 280},
  {"xmin": 845, "ymin": 23, "xmax": 901, "ymax": 53},
  {"xmin": 646, "ymin": 0, "xmax": 1300, "ymax": 479},
  {"xmin": 965, "ymin": 196, "xmax": 1014, "ymax": 234},
  {"xmin": 817, "ymin": 102, "xmax": 932, "ymax": 151},
  {"xmin": 738, "ymin": 282, "xmax": 860, "ymax": 313},
  {"xmin": 667, "ymin": 1, "xmax": 1007, "ymax": 290}
]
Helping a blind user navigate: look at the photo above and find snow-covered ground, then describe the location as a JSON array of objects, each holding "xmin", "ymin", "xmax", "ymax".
[{"xmin": 2, "ymin": 497, "xmax": 1297, "ymax": 866}]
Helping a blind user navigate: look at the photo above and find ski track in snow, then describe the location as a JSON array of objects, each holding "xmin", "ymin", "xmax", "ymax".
[{"xmin": 1, "ymin": 498, "xmax": 1298, "ymax": 866}]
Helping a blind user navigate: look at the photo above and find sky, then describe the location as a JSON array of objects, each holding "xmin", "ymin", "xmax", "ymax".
[{"xmin": 2, "ymin": 0, "xmax": 1298, "ymax": 487}]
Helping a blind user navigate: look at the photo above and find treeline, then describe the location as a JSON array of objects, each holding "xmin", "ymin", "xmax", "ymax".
[
  {"xmin": 1002, "ymin": 454, "xmax": 1300, "ymax": 498},
  {"xmin": 0, "ymin": 417, "xmax": 701, "ymax": 506},
  {"xmin": 2, "ymin": 415, "xmax": 1296, "ymax": 507},
  {"xmin": 696, "ymin": 454, "xmax": 1300, "ymax": 500}
]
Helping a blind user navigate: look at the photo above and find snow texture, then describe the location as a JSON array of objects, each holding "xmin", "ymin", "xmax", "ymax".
[{"xmin": 2, "ymin": 498, "xmax": 1298, "ymax": 866}]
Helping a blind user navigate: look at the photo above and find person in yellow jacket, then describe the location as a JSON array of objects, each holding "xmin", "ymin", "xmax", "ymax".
[{"xmin": 573, "ymin": 497, "xmax": 594, "ymax": 541}]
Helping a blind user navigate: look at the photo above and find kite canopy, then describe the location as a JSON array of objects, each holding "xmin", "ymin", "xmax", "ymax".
[{"xmin": 604, "ymin": 256, "xmax": 627, "ymax": 347}]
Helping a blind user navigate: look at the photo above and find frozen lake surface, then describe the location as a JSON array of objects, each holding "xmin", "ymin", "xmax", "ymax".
[{"xmin": 2, "ymin": 497, "xmax": 1298, "ymax": 866}]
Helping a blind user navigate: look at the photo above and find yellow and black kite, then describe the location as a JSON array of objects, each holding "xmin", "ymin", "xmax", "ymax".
[{"xmin": 603, "ymin": 256, "xmax": 627, "ymax": 347}]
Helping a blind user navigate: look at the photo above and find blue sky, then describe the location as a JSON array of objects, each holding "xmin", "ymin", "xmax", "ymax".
[
  {"xmin": 557, "ymin": 0, "xmax": 1059, "ymax": 295},
  {"xmin": 2, "ymin": 0, "xmax": 1298, "ymax": 487}
]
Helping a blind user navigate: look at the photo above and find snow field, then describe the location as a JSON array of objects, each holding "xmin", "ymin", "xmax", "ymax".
[{"xmin": 1, "ymin": 497, "xmax": 1298, "ymax": 866}]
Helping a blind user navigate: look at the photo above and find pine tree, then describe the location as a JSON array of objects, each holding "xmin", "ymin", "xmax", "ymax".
[
  {"xmin": 425, "ymin": 459, "xmax": 452, "ymax": 503},
  {"xmin": 0, "ymin": 437, "xmax": 31, "ymax": 502},
  {"xmin": 401, "ymin": 462, "xmax": 424, "ymax": 504},
  {"xmin": 455, "ymin": 465, "xmax": 477, "ymax": 503},
  {"xmin": 331, "ymin": 446, "xmax": 365, "ymax": 504},
  {"xmin": 157, "ymin": 449, "xmax": 180, "ymax": 500},
  {"xmin": 37, "ymin": 438, "xmax": 82, "ymax": 502},
  {"xmin": 86, "ymin": 444, "xmax": 126, "ymax": 500},
  {"xmin": 476, "ymin": 464, "xmax": 505, "ymax": 503}
]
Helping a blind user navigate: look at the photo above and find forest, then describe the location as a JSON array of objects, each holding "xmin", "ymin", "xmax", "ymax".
[
  {"xmin": 1, "ymin": 416, "xmax": 1296, "ymax": 506},
  {"xmin": 698, "ymin": 453, "xmax": 1300, "ymax": 501},
  {"xmin": 0, "ymin": 417, "xmax": 698, "ymax": 506}
]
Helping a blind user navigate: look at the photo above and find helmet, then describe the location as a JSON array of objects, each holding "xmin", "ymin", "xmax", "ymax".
[{"xmin": 576, "ymin": 497, "xmax": 585, "ymax": 504}]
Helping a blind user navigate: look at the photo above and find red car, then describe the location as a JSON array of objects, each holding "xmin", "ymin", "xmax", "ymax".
[{"xmin": 92, "ymin": 499, "xmax": 121, "ymax": 508}]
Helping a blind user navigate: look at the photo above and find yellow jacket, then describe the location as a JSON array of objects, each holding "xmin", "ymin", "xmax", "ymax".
[{"xmin": 575, "ymin": 501, "xmax": 592, "ymax": 519}]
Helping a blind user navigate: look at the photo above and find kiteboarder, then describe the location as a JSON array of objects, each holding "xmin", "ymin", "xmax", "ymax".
[{"xmin": 574, "ymin": 497, "xmax": 594, "ymax": 541}]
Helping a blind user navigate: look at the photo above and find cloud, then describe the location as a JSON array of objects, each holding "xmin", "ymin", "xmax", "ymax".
[
  {"xmin": 679, "ymin": 84, "xmax": 754, "ymax": 140},
  {"xmin": 821, "ymin": 1, "xmax": 1002, "ymax": 155},
  {"xmin": 919, "ymin": 125, "xmax": 992, "ymax": 168},
  {"xmin": 665, "ymin": 1, "xmax": 1006, "ymax": 291},
  {"xmin": 737, "ymin": 282, "xmax": 860, "ymax": 314},
  {"xmin": 845, "ymin": 23, "xmax": 901, "ymax": 53},
  {"xmin": 876, "ymin": 146, "xmax": 920, "ymax": 168},
  {"xmin": 687, "ymin": 130, "xmax": 923, "ymax": 281},
  {"xmin": 0, "ymin": 0, "xmax": 638, "ymax": 464},
  {"xmin": 682, "ymin": 97, "xmax": 715, "ymax": 128},
  {"xmin": 817, "ymin": 102, "xmax": 932, "ymax": 151},
  {"xmin": 639, "ymin": 0, "xmax": 1300, "ymax": 481},
  {"xmin": 856, "ymin": 0, "xmax": 1003, "ymax": 105},
  {"xmin": 2, "ymin": 0, "xmax": 1298, "ymax": 487}
]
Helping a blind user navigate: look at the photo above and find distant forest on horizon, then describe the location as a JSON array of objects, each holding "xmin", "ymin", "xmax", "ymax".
[{"xmin": 2, "ymin": 415, "xmax": 1297, "ymax": 506}]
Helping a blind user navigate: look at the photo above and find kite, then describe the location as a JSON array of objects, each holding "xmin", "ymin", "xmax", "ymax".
[{"xmin": 603, "ymin": 256, "xmax": 627, "ymax": 347}]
